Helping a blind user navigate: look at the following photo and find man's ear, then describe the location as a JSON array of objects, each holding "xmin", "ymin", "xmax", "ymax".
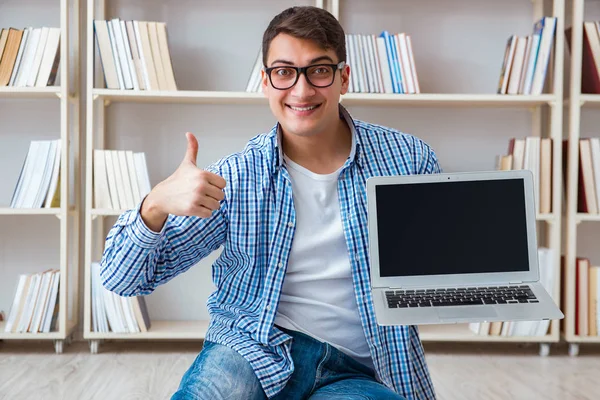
[
  {"xmin": 340, "ymin": 63, "xmax": 350, "ymax": 95},
  {"xmin": 261, "ymin": 69, "xmax": 269, "ymax": 97}
]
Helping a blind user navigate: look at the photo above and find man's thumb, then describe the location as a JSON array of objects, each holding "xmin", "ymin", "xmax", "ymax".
[{"xmin": 184, "ymin": 132, "xmax": 198, "ymax": 165}]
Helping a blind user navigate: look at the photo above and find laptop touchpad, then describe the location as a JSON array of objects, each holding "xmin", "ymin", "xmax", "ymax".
[{"xmin": 437, "ymin": 306, "xmax": 497, "ymax": 321}]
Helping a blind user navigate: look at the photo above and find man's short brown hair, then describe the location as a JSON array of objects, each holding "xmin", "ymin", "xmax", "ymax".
[{"xmin": 262, "ymin": 6, "xmax": 346, "ymax": 66}]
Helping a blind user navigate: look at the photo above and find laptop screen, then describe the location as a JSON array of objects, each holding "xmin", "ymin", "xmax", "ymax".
[{"xmin": 375, "ymin": 178, "xmax": 530, "ymax": 277}]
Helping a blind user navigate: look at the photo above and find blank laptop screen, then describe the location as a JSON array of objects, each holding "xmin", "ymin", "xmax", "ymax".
[{"xmin": 375, "ymin": 178, "xmax": 530, "ymax": 277}]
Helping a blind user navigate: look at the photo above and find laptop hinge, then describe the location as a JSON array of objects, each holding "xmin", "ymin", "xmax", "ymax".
[{"xmin": 509, "ymin": 281, "xmax": 523, "ymax": 284}]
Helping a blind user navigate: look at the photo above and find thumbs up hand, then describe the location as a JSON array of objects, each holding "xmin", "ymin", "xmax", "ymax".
[{"xmin": 140, "ymin": 133, "xmax": 227, "ymax": 232}]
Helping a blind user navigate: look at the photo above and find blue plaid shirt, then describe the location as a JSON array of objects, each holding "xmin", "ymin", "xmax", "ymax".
[{"xmin": 101, "ymin": 105, "xmax": 440, "ymax": 399}]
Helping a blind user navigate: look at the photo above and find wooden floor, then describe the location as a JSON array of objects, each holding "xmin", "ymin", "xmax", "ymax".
[{"xmin": 0, "ymin": 340, "xmax": 598, "ymax": 400}]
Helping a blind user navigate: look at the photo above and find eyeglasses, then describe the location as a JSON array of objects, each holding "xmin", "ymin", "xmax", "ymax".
[{"xmin": 264, "ymin": 61, "xmax": 345, "ymax": 90}]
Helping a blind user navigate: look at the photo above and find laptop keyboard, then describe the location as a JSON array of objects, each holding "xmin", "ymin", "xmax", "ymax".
[{"xmin": 385, "ymin": 285, "xmax": 539, "ymax": 308}]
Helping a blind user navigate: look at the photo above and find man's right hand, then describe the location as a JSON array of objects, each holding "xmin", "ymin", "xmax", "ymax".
[{"xmin": 140, "ymin": 132, "xmax": 227, "ymax": 232}]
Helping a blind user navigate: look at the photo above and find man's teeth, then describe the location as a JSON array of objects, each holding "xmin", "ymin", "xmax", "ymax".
[{"xmin": 289, "ymin": 105, "xmax": 317, "ymax": 111}]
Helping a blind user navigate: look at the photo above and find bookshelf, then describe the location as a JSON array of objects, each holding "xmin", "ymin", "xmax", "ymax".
[
  {"xmin": 564, "ymin": 0, "xmax": 600, "ymax": 357},
  {"xmin": 84, "ymin": 0, "xmax": 564, "ymax": 355},
  {"xmin": 0, "ymin": 0, "xmax": 80, "ymax": 353}
]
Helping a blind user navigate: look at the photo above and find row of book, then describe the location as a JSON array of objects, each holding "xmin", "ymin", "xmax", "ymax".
[
  {"xmin": 0, "ymin": 27, "xmax": 61, "ymax": 87},
  {"xmin": 4, "ymin": 270, "xmax": 60, "ymax": 333},
  {"xmin": 576, "ymin": 138, "xmax": 600, "ymax": 214},
  {"xmin": 469, "ymin": 248, "xmax": 555, "ymax": 337},
  {"xmin": 91, "ymin": 262, "xmax": 150, "ymax": 333},
  {"xmin": 497, "ymin": 16, "xmax": 556, "ymax": 95},
  {"xmin": 345, "ymin": 32, "xmax": 419, "ymax": 94},
  {"xmin": 10, "ymin": 139, "xmax": 61, "ymax": 209},
  {"xmin": 93, "ymin": 149, "xmax": 151, "ymax": 210},
  {"xmin": 94, "ymin": 19, "xmax": 177, "ymax": 91},
  {"xmin": 566, "ymin": 22, "xmax": 600, "ymax": 94},
  {"xmin": 575, "ymin": 257, "xmax": 600, "ymax": 336},
  {"xmin": 245, "ymin": 31, "xmax": 420, "ymax": 94},
  {"xmin": 497, "ymin": 137, "xmax": 553, "ymax": 214}
]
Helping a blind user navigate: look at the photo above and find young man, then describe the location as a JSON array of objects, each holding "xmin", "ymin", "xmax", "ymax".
[{"xmin": 100, "ymin": 6, "xmax": 440, "ymax": 400}]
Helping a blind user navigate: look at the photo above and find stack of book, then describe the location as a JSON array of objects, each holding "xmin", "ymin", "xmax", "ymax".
[
  {"xmin": 93, "ymin": 149, "xmax": 151, "ymax": 210},
  {"xmin": 574, "ymin": 138, "xmax": 600, "ymax": 214},
  {"xmin": 0, "ymin": 27, "xmax": 61, "ymax": 87},
  {"xmin": 573, "ymin": 257, "xmax": 600, "ymax": 337},
  {"xmin": 469, "ymin": 247, "xmax": 556, "ymax": 337},
  {"xmin": 94, "ymin": 19, "xmax": 177, "ymax": 91},
  {"xmin": 10, "ymin": 139, "xmax": 61, "ymax": 209},
  {"xmin": 91, "ymin": 262, "xmax": 151, "ymax": 333},
  {"xmin": 4, "ymin": 270, "xmax": 61, "ymax": 333},
  {"xmin": 566, "ymin": 22, "xmax": 600, "ymax": 94},
  {"xmin": 497, "ymin": 16, "xmax": 557, "ymax": 95},
  {"xmin": 345, "ymin": 31, "xmax": 419, "ymax": 94},
  {"xmin": 497, "ymin": 136, "xmax": 553, "ymax": 214}
]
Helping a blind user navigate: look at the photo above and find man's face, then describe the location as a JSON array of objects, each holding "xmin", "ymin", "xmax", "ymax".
[{"xmin": 261, "ymin": 33, "xmax": 350, "ymax": 139}]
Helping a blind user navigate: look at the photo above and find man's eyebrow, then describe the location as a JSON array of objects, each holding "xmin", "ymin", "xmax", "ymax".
[{"xmin": 269, "ymin": 55, "xmax": 335, "ymax": 66}]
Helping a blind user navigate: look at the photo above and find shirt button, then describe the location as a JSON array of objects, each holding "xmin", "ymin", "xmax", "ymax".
[
  {"xmin": 288, "ymin": 222, "xmax": 293, "ymax": 228},
  {"xmin": 266, "ymin": 305, "xmax": 271, "ymax": 311},
  {"xmin": 278, "ymin": 262, "xmax": 283, "ymax": 268}
]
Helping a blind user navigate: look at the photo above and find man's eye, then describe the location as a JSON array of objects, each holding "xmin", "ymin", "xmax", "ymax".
[{"xmin": 275, "ymin": 68, "xmax": 293, "ymax": 76}]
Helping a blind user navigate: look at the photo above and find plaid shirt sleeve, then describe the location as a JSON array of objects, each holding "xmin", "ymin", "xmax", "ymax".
[{"xmin": 100, "ymin": 166, "xmax": 229, "ymax": 297}]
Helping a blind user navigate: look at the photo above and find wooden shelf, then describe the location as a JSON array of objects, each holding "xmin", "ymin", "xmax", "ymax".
[
  {"xmin": 92, "ymin": 89, "xmax": 266, "ymax": 105},
  {"xmin": 0, "ymin": 86, "xmax": 61, "ymax": 98},
  {"xmin": 563, "ymin": 334, "xmax": 600, "ymax": 343},
  {"xmin": 0, "ymin": 319, "xmax": 77, "ymax": 340},
  {"xmin": 90, "ymin": 208, "xmax": 128, "ymax": 216},
  {"xmin": 575, "ymin": 213, "xmax": 600, "ymax": 222},
  {"xmin": 85, "ymin": 320, "xmax": 209, "ymax": 340},
  {"xmin": 0, "ymin": 207, "xmax": 63, "ymax": 215},
  {"xmin": 419, "ymin": 324, "xmax": 556, "ymax": 342},
  {"xmin": 341, "ymin": 93, "xmax": 557, "ymax": 107},
  {"xmin": 579, "ymin": 94, "xmax": 600, "ymax": 107},
  {"xmin": 92, "ymin": 89, "xmax": 557, "ymax": 107}
]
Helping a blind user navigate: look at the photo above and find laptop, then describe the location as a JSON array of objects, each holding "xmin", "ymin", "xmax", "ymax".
[{"xmin": 366, "ymin": 169, "xmax": 564, "ymax": 325}]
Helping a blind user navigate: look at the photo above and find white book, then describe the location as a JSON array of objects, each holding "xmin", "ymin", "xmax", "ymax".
[
  {"xmin": 366, "ymin": 34, "xmax": 381, "ymax": 93},
  {"xmin": 353, "ymin": 34, "xmax": 366, "ymax": 92},
  {"xmin": 29, "ymin": 270, "xmax": 53, "ymax": 333},
  {"xmin": 116, "ymin": 151, "xmax": 136, "ymax": 209},
  {"xmin": 530, "ymin": 17, "xmax": 557, "ymax": 95},
  {"xmin": 397, "ymin": 34, "xmax": 415, "ymax": 94},
  {"xmin": 94, "ymin": 20, "xmax": 120, "ymax": 89},
  {"xmin": 91, "ymin": 263, "xmax": 109, "ymax": 332},
  {"xmin": 35, "ymin": 27, "xmax": 60, "ymax": 87},
  {"xmin": 120, "ymin": 297, "xmax": 140, "ymax": 333},
  {"xmin": 107, "ymin": 20, "xmax": 125, "ymax": 90},
  {"xmin": 93, "ymin": 149, "xmax": 112, "ymax": 209},
  {"xmin": 22, "ymin": 141, "xmax": 52, "ymax": 208},
  {"xmin": 91, "ymin": 263, "xmax": 99, "ymax": 333},
  {"xmin": 245, "ymin": 49, "xmax": 262, "ymax": 93},
  {"xmin": 126, "ymin": 151, "xmax": 141, "ymax": 205},
  {"xmin": 345, "ymin": 35, "xmax": 355, "ymax": 93},
  {"xmin": 134, "ymin": 152, "xmax": 152, "ymax": 197},
  {"xmin": 156, "ymin": 22, "xmax": 177, "ymax": 91},
  {"xmin": 4, "ymin": 275, "xmax": 28, "ymax": 333},
  {"xmin": 406, "ymin": 35, "xmax": 420, "ymax": 93},
  {"xmin": 361, "ymin": 35, "xmax": 375, "ymax": 93},
  {"xmin": 26, "ymin": 27, "xmax": 49, "ymax": 87},
  {"xmin": 41, "ymin": 271, "xmax": 60, "ymax": 333},
  {"xmin": 125, "ymin": 21, "xmax": 145, "ymax": 90},
  {"xmin": 134, "ymin": 21, "xmax": 159, "ymax": 91},
  {"xmin": 370, "ymin": 35, "xmax": 384, "ymax": 94},
  {"xmin": 18, "ymin": 273, "xmax": 41, "ymax": 333},
  {"xmin": 518, "ymin": 36, "xmax": 533, "ymax": 94},
  {"xmin": 147, "ymin": 22, "xmax": 168, "ymax": 90},
  {"xmin": 104, "ymin": 150, "xmax": 121, "ymax": 210},
  {"xmin": 111, "ymin": 19, "xmax": 134, "ymax": 90},
  {"xmin": 9, "ymin": 27, "xmax": 30, "ymax": 86},
  {"xmin": 15, "ymin": 28, "xmax": 41, "ymax": 87},
  {"xmin": 376, "ymin": 37, "xmax": 393, "ymax": 94},
  {"xmin": 44, "ymin": 139, "xmax": 61, "ymax": 208},
  {"xmin": 35, "ymin": 140, "xmax": 57, "ymax": 208},
  {"xmin": 11, "ymin": 141, "xmax": 37, "ymax": 208},
  {"xmin": 507, "ymin": 36, "xmax": 527, "ymax": 95},
  {"xmin": 120, "ymin": 20, "xmax": 139, "ymax": 90}
]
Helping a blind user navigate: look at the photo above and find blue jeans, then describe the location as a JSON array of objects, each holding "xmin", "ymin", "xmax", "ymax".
[{"xmin": 172, "ymin": 326, "xmax": 407, "ymax": 400}]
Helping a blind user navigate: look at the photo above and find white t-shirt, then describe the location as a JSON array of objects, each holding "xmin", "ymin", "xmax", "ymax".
[{"xmin": 274, "ymin": 133, "xmax": 374, "ymax": 370}]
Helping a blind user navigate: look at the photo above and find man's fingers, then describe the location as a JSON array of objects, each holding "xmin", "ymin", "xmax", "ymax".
[
  {"xmin": 203, "ymin": 184, "xmax": 225, "ymax": 202},
  {"xmin": 183, "ymin": 132, "xmax": 199, "ymax": 166},
  {"xmin": 205, "ymin": 172, "xmax": 226, "ymax": 189}
]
